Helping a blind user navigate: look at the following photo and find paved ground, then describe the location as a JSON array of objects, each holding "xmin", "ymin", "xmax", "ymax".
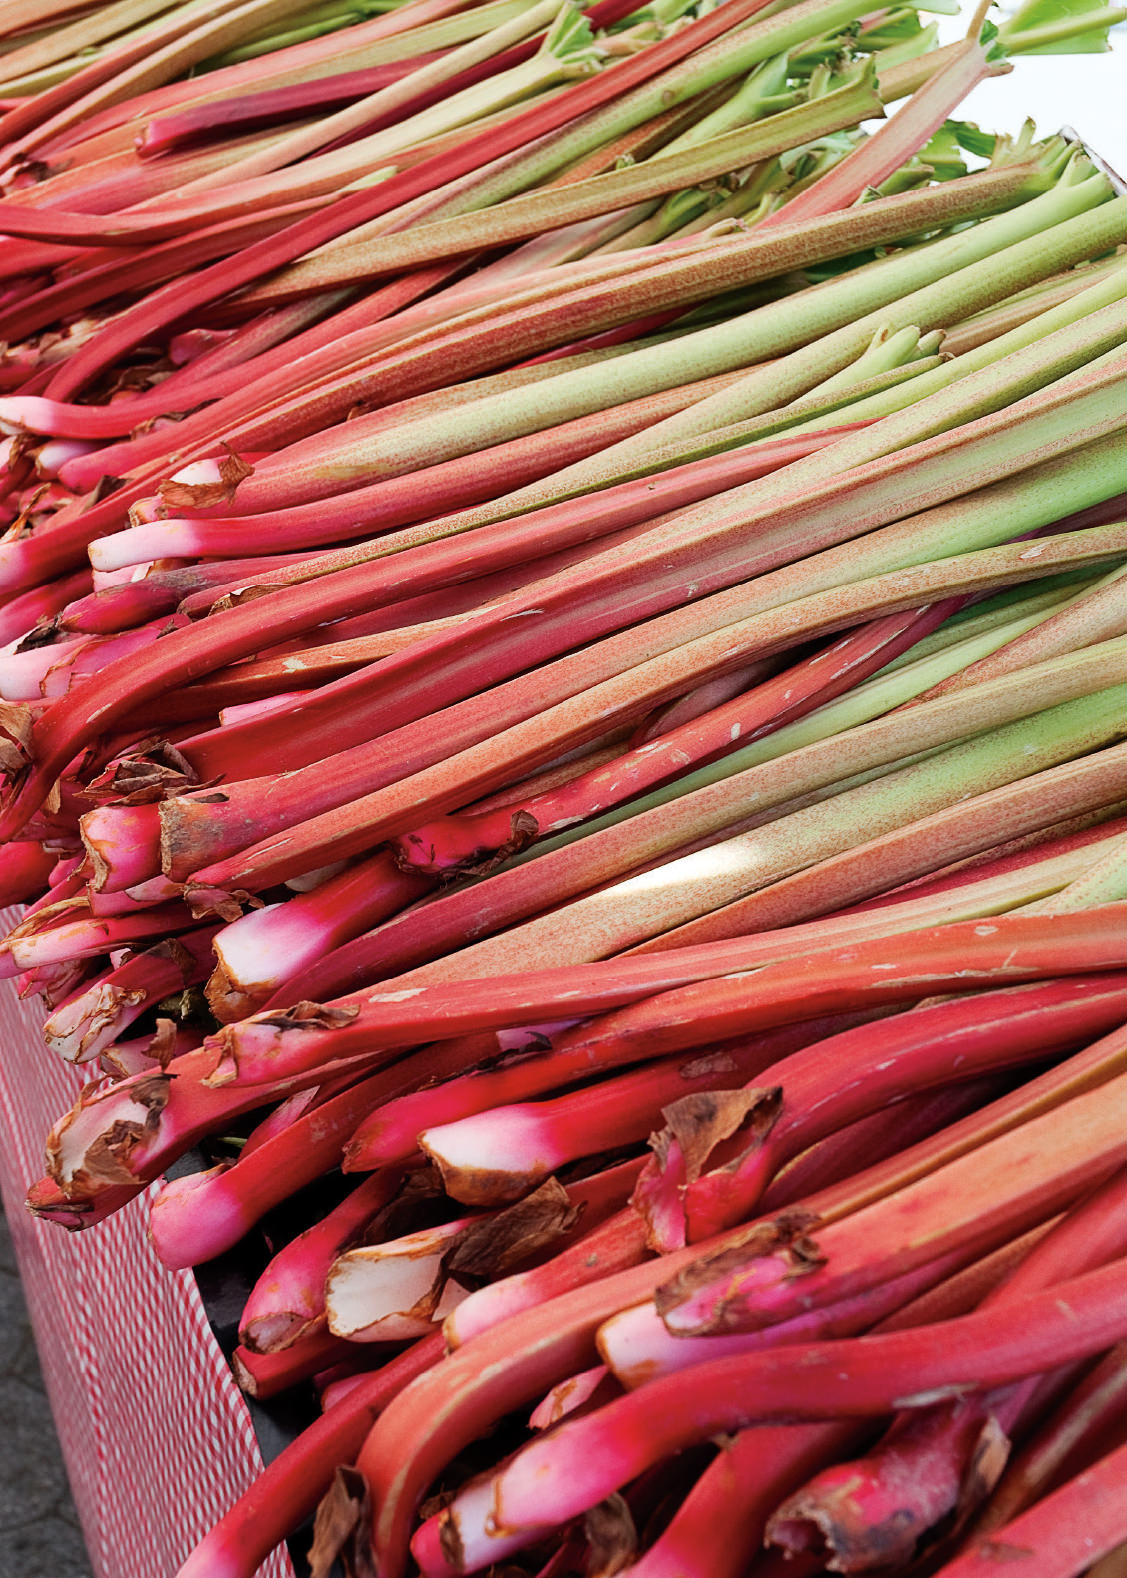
[{"xmin": 0, "ymin": 1206, "xmax": 93, "ymax": 1578}]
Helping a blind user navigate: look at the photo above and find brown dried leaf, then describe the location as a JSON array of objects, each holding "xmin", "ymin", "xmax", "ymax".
[
  {"xmin": 457, "ymin": 809, "xmax": 541, "ymax": 879},
  {"xmin": 0, "ymin": 701, "xmax": 34, "ymax": 776},
  {"xmin": 363, "ymin": 1166, "xmax": 445, "ymax": 1247},
  {"xmin": 660, "ymin": 1085, "xmax": 781, "ymax": 1187},
  {"xmin": 585, "ymin": 1494, "xmax": 638, "ymax": 1578},
  {"xmin": 308, "ymin": 1467, "xmax": 377, "ymax": 1578},
  {"xmin": 957, "ymin": 1414, "xmax": 1013, "ymax": 1523},
  {"xmin": 91, "ymin": 474, "xmax": 123, "ymax": 504},
  {"xmin": 653, "ymin": 1209, "xmax": 824, "ymax": 1326},
  {"xmin": 82, "ymin": 740, "xmax": 202, "ymax": 806},
  {"xmin": 204, "ymin": 958, "xmax": 244, "ymax": 1023},
  {"xmin": 212, "ymin": 583, "xmax": 281, "ymax": 611},
  {"xmin": 253, "ymin": 999, "xmax": 362, "ymax": 1032},
  {"xmin": 444, "ymin": 1177, "xmax": 580, "ymax": 1286},
  {"xmin": 147, "ymin": 1018, "xmax": 180, "ymax": 1069},
  {"xmin": 159, "ymin": 444, "xmax": 254, "ymax": 510},
  {"xmin": 184, "ymin": 885, "xmax": 248, "ymax": 922},
  {"xmin": 14, "ymin": 619, "xmax": 62, "ymax": 654},
  {"xmin": 6, "ymin": 894, "xmax": 86, "ymax": 939},
  {"xmin": 632, "ymin": 1084, "xmax": 781, "ymax": 1252}
]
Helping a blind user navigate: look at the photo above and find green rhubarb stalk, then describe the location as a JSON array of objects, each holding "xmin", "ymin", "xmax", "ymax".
[
  {"xmin": 537, "ymin": 166, "xmax": 1125, "ymax": 484},
  {"xmin": 0, "ymin": 58, "xmax": 102, "ymax": 98},
  {"xmin": 944, "ymin": 254, "xmax": 1127, "ymax": 356},
  {"xmin": 657, "ymin": 51, "xmax": 792, "ymax": 153},
  {"xmin": 873, "ymin": 0, "xmax": 1127, "ymax": 108},
  {"xmin": 443, "ymin": 673, "xmax": 1127, "ymax": 974},
  {"xmin": 866, "ymin": 19, "xmax": 941, "ymax": 75},
  {"xmin": 588, "ymin": 185, "xmax": 724, "ymax": 253},
  {"xmin": 1035, "ymin": 833, "xmax": 1127, "ymax": 910},
  {"xmin": 508, "ymin": 579, "xmax": 1106, "ymax": 869},
  {"xmin": 281, "ymin": 169, "xmax": 1120, "ymax": 488},
  {"xmin": 787, "ymin": 255, "xmax": 1127, "ymax": 432},
  {"xmin": 174, "ymin": 0, "xmax": 594, "ymax": 196},
  {"xmin": 801, "ymin": 326, "xmax": 944, "ymax": 399}
]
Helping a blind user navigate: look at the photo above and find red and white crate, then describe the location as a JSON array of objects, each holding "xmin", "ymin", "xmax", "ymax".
[{"xmin": 0, "ymin": 933, "xmax": 294, "ymax": 1578}]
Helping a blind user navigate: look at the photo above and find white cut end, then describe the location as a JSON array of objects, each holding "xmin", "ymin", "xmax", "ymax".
[
  {"xmin": 43, "ymin": 981, "xmax": 142, "ymax": 1063},
  {"xmin": 420, "ymin": 1106, "xmax": 558, "ymax": 1202},
  {"xmin": 326, "ymin": 1218, "xmax": 474, "ymax": 1341}
]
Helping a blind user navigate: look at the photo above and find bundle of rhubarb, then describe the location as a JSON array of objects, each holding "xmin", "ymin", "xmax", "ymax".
[{"xmin": 4, "ymin": 0, "xmax": 1127, "ymax": 1572}]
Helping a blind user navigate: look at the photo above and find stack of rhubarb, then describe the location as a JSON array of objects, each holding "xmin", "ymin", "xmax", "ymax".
[{"xmin": 1, "ymin": 0, "xmax": 1127, "ymax": 1573}]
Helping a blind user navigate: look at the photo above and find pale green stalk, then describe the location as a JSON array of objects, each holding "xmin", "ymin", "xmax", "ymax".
[
  {"xmin": 1036, "ymin": 833, "xmax": 1127, "ymax": 910},
  {"xmin": 0, "ymin": 58, "xmax": 98, "ymax": 97},
  {"xmin": 214, "ymin": 13, "xmax": 379, "ymax": 62},
  {"xmin": 945, "ymin": 253, "xmax": 1127, "ymax": 355},
  {"xmin": 786, "ymin": 255, "xmax": 1127, "ymax": 431},
  {"xmin": 878, "ymin": 572, "xmax": 1107, "ymax": 671},
  {"xmin": 533, "ymin": 171, "xmax": 1125, "ymax": 486},
  {"xmin": 175, "ymin": 0, "xmax": 587, "ymax": 196},
  {"xmin": 585, "ymin": 185, "xmax": 727, "ymax": 254},
  {"xmin": 804, "ymin": 325, "xmax": 943, "ymax": 398},
  {"xmin": 441, "ymin": 670, "xmax": 1127, "ymax": 974},
  {"xmin": 659, "ymin": 51, "xmax": 792, "ymax": 153},
  {"xmin": 510, "ymin": 581, "xmax": 1108, "ymax": 867},
  {"xmin": 670, "ymin": 161, "xmax": 790, "ymax": 232},
  {"xmin": 867, "ymin": 19, "xmax": 941, "ymax": 73},
  {"xmin": 331, "ymin": 171, "xmax": 1119, "ymax": 481}
]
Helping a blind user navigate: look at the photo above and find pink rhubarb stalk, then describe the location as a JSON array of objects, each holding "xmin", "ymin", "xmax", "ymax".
[
  {"xmin": 463, "ymin": 1259, "xmax": 1127, "ymax": 1556},
  {"xmin": 239, "ymin": 1170, "xmax": 402, "ymax": 1353}
]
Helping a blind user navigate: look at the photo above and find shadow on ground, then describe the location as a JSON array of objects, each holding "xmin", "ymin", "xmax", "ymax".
[{"xmin": 0, "ymin": 1206, "xmax": 92, "ymax": 1578}]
